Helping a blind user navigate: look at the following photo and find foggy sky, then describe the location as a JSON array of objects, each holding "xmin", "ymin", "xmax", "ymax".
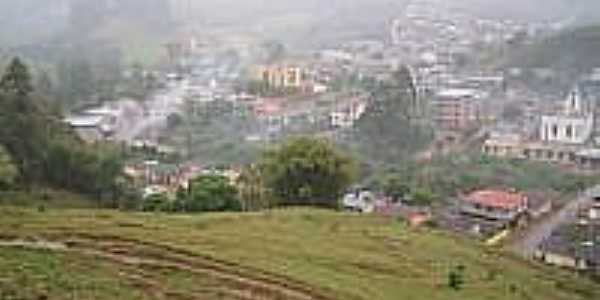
[{"xmin": 0, "ymin": 0, "xmax": 598, "ymax": 48}]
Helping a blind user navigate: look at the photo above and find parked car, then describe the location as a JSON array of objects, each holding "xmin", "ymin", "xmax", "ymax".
[{"xmin": 343, "ymin": 190, "xmax": 375, "ymax": 213}]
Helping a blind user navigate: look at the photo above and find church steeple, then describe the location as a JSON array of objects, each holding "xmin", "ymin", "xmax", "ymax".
[{"xmin": 566, "ymin": 86, "xmax": 584, "ymax": 115}]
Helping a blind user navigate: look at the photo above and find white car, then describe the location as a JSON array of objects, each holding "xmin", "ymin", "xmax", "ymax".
[{"xmin": 343, "ymin": 191, "xmax": 375, "ymax": 213}]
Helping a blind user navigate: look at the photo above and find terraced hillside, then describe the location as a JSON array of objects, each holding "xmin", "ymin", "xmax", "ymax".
[{"xmin": 0, "ymin": 207, "xmax": 597, "ymax": 300}]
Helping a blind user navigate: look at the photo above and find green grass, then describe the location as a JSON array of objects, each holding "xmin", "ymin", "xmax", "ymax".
[
  {"xmin": 0, "ymin": 247, "xmax": 246, "ymax": 300},
  {"xmin": 0, "ymin": 248, "xmax": 146, "ymax": 300},
  {"xmin": 0, "ymin": 189, "xmax": 99, "ymax": 209},
  {"xmin": 0, "ymin": 207, "xmax": 597, "ymax": 300}
]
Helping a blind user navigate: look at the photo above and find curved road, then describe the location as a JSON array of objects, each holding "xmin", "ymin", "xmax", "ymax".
[{"xmin": 510, "ymin": 187, "xmax": 598, "ymax": 258}]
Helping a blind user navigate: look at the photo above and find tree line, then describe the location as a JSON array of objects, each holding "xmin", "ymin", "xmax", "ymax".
[
  {"xmin": 141, "ymin": 137, "xmax": 358, "ymax": 213},
  {"xmin": 0, "ymin": 58, "xmax": 124, "ymax": 203}
]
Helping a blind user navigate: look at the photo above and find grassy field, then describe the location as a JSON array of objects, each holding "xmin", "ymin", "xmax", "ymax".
[{"xmin": 0, "ymin": 207, "xmax": 597, "ymax": 300}]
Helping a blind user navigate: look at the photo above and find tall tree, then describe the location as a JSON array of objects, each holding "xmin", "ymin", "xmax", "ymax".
[
  {"xmin": 0, "ymin": 145, "xmax": 18, "ymax": 190},
  {"xmin": 350, "ymin": 66, "xmax": 433, "ymax": 166},
  {"xmin": 0, "ymin": 58, "xmax": 44, "ymax": 187},
  {"xmin": 0, "ymin": 59, "xmax": 123, "ymax": 198},
  {"xmin": 0, "ymin": 57, "xmax": 33, "ymax": 97},
  {"xmin": 260, "ymin": 137, "xmax": 357, "ymax": 208}
]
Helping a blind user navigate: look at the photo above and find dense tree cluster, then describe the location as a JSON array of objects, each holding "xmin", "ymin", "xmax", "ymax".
[
  {"xmin": 0, "ymin": 57, "xmax": 123, "ymax": 202},
  {"xmin": 176, "ymin": 175, "xmax": 241, "ymax": 212},
  {"xmin": 260, "ymin": 137, "xmax": 357, "ymax": 209},
  {"xmin": 141, "ymin": 175, "xmax": 241, "ymax": 213}
]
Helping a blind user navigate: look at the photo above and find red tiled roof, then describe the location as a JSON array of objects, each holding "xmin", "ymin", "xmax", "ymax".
[{"xmin": 464, "ymin": 190, "xmax": 527, "ymax": 210}]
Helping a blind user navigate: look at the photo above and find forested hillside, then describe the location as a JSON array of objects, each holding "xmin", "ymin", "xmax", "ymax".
[{"xmin": 0, "ymin": 58, "xmax": 123, "ymax": 204}]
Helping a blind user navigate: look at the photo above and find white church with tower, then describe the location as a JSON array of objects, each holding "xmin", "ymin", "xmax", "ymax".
[{"xmin": 540, "ymin": 87, "xmax": 595, "ymax": 145}]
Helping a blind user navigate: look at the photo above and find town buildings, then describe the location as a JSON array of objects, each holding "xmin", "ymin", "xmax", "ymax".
[
  {"xmin": 536, "ymin": 207, "xmax": 600, "ymax": 274},
  {"xmin": 431, "ymin": 88, "xmax": 481, "ymax": 132},
  {"xmin": 482, "ymin": 79, "xmax": 600, "ymax": 170},
  {"xmin": 540, "ymin": 89, "xmax": 594, "ymax": 144}
]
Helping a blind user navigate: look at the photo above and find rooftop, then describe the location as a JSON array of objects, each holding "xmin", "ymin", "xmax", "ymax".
[
  {"xmin": 436, "ymin": 88, "xmax": 479, "ymax": 99},
  {"xmin": 464, "ymin": 190, "xmax": 527, "ymax": 210},
  {"xmin": 64, "ymin": 115, "xmax": 106, "ymax": 128}
]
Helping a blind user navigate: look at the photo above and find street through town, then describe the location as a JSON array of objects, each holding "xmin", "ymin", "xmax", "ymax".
[{"xmin": 510, "ymin": 186, "xmax": 599, "ymax": 258}]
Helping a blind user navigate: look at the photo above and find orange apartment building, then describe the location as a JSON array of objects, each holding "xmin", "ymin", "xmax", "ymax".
[{"xmin": 431, "ymin": 88, "xmax": 481, "ymax": 132}]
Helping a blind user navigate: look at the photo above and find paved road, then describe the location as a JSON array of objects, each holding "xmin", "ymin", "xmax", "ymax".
[{"xmin": 510, "ymin": 187, "xmax": 598, "ymax": 258}]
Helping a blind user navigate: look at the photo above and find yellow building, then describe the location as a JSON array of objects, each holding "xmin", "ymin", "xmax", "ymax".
[{"xmin": 258, "ymin": 65, "xmax": 307, "ymax": 89}]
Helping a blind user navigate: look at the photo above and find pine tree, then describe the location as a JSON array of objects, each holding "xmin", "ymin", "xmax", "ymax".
[{"xmin": 0, "ymin": 57, "xmax": 33, "ymax": 97}]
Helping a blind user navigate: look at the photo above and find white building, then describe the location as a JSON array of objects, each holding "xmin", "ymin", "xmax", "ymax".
[
  {"xmin": 63, "ymin": 115, "xmax": 110, "ymax": 142},
  {"xmin": 330, "ymin": 102, "xmax": 367, "ymax": 128},
  {"xmin": 540, "ymin": 88, "xmax": 594, "ymax": 145}
]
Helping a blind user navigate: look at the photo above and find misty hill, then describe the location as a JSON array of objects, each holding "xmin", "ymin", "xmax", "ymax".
[
  {"xmin": 0, "ymin": 0, "xmax": 410, "ymax": 58},
  {"xmin": 0, "ymin": 0, "xmax": 176, "ymax": 66},
  {"xmin": 177, "ymin": 0, "xmax": 409, "ymax": 48},
  {"xmin": 504, "ymin": 25, "xmax": 600, "ymax": 72},
  {"xmin": 0, "ymin": 0, "xmax": 68, "ymax": 48},
  {"xmin": 450, "ymin": 0, "xmax": 600, "ymax": 24}
]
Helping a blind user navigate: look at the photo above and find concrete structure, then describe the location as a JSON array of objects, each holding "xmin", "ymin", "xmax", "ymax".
[
  {"xmin": 431, "ymin": 88, "xmax": 480, "ymax": 131},
  {"xmin": 64, "ymin": 105, "xmax": 122, "ymax": 143},
  {"xmin": 329, "ymin": 101, "xmax": 367, "ymax": 128},
  {"xmin": 574, "ymin": 149, "xmax": 600, "ymax": 170},
  {"xmin": 536, "ymin": 221, "xmax": 600, "ymax": 273},
  {"xmin": 64, "ymin": 115, "xmax": 110, "ymax": 142},
  {"xmin": 461, "ymin": 190, "xmax": 528, "ymax": 221},
  {"xmin": 540, "ymin": 115, "xmax": 594, "ymax": 145},
  {"xmin": 540, "ymin": 88, "xmax": 594, "ymax": 145},
  {"xmin": 482, "ymin": 133, "xmax": 525, "ymax": 159},
  {"xmin": 483, "ymin": 140, "xmax": 579, "ymax": 163},
  {"xmin": 259, "ymin": 65, "xmax": 307, "ymax": 89}
]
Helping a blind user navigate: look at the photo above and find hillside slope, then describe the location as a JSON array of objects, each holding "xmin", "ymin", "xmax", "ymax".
[
  {"xmin": 504, "ymin": 25, "xmax": 600, "ymax": 72},
  {"xmin": 0, "ymin": 207, "xmax": 597, "ymax": 300}
]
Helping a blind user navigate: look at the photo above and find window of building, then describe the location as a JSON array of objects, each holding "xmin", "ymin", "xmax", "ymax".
[
  {"xmin": 575, "ymin": 125, "xmax": 583, "ymax": 138},
  {"xmin": 535, "ymin": 149, "xmax": 543, "ymax": 159},
  {"xmin": 566, "ymin": 125, "xmax": 573, "ymax": 138},
  {"xmin": 552, "ymin": 124, "xmax": 558, "ymax": 138}
]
